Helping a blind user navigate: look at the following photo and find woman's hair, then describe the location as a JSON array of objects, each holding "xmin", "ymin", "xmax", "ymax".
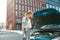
[{"xmin": 27, "ymin": 10, "xmax": 32, "ymax": 14}]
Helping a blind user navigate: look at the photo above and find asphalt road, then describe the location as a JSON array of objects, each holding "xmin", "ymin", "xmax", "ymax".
[
  {"xmin": 0, "ymin": 31, "xmax": 23, "ymax": 40},
  {"xmin": 0, "ymin": 30, "xmax": 60, "ymax": 40}
]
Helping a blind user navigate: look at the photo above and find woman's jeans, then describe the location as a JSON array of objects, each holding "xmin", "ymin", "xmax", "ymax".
[{"xmin": 23, "ymin": 28, "xmax": 31, "ymax": 40}]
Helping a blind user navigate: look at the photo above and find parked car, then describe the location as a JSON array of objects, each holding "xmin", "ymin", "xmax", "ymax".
[{"xmin": 31, "ymin": 8, "xmax": 60, "ymax": 40}]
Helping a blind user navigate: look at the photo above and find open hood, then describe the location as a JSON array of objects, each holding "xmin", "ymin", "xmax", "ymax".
[{"xmin": 33, "ymin": 8, "xmax": 60, "ymax": 30}]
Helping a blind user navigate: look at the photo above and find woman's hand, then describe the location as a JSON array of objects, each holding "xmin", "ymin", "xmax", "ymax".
[{"xmin": 24, "ymin": 34, "xmax": 27, "ymax": 38}]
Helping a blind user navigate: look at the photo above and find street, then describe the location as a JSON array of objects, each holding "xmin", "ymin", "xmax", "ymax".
[{"xmin": 0, "ymin": 30, "xmax": 23, "ymax": 40}]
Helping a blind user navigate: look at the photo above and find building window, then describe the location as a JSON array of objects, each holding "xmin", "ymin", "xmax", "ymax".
[
  {"xmin": 16, "ymin": 18, "xmax": 21, "ymax": 23},
  {"xmin": 33, "ymin": 7, "xmax": 35, "ymax": 12},
  {"xmin": 58, "ymin": 7, "xmax": 59, "ymax": 12},
  {"xmin": 35, "ymin": 1, "xmax": 36, "ymax": 6},
  {"xmin": 56, "ymin": 6, "xmax": 59, "ymax": 10},
  {"xmin": 16, "ymin": 11, "xmax": 18, "ymax": 16},
  {"xmin": 21, "ymin": 5, "xmax": 24, "ymax": 11},
  {"xmin": 25, "ymin": 6, "xmax": 27, "ymax": 11},
  {"xmin": 16, "ymin": 4, "xmax": 18, "ymax": 10},
  {"xmin": 19, "ymin": 0, "xmax": 22, "ymax": 3},
  {"xmin": 37, "ymin": 8, "xmax": 38, "ymax": 11},
  {"xmin": 42, "ymin": 3, "xmax": 45, "ymax": 7},
  {"xmin": 31, "ymin": 7, "xmax": 32, "ymax": 10},
  {"xmin": 31, "ymin": 0, "xmax": 33, "ymax": 6},
  {"xmin": 59, "ymin": 8, "xmax": 60, "ymax": 12},
  {"xmin": 35, "ymin": 8, "xmax": 37, "ymax": 12},
  {"xmin": 25, "ymin": 0, "xmax": 27, "ymax": 5},
  {"xmin": 32, "ymin": 7, "xmax": 34, "ymax": 11},
  {"xmin": 49, "ymin": 5, "xmax": 53, "ymax": 8},
  {"xmin": 16, "ymin": 0, "xmax": 18, "ymax": 3},
  {"xmin": 28, "ymin": 6, "xmax": 31, "ymax": 10},
  {"xmin": 40, "ymin": 2, "xmax": 42, "ymax": 9},
  {"xmin": 34, "ymin": 9, "xmax": 36, "ymax": 12},
  {"xmin": 19, "ymin": 12, "xmax": 22, "ymax": 17},
  {"xmin": 46, "ymin": 4, "xmax": 49, "ymax": 8},
  {"xmin": 16, "ymin": 24, "xmax": 21, "ymax": 30},
  {"xmin": 35, "ymin": 1, "xmax": 37, "ymax": 7},
  {"xmin": 22, "ymin": 12, "xmax": 24, "ymax": 16},
  {"xmin": 19, "ymin": 5, "xmax": 21, "ymax": 10},
  {"xmin": 53, "ymin": 6, "xmax": 56, "ymax": 9},
  {"xmin": 28, "ymin": 0, "xmax": 31, "ymax": 5},
  {"xmin": 38, "ymin": 3, "xmax": 40, "ymax": 8},
  {"xmin": 37, "ymin": 2, "xmax": 39, "ymax": 8},
  {"xmin": 21, "ymin": 0, "xmax": 24, "ymax": 4}
]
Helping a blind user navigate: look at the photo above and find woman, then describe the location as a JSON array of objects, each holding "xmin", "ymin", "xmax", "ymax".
[{"xmin": 22, "ymin": 10, "xmax": 33, "ymax": 40}]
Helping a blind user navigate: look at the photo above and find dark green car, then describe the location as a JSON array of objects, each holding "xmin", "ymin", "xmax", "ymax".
[{"xmin": 31, "ymin": 8, "xmax": 60, "ymax": 40}]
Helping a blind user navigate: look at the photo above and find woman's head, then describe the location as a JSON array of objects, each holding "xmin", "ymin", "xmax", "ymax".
[
  {"xmin": 24, "ymin": 10, "xmax": 33, "ymax": 18},
  {"xmin": 27, "ymin": 10, "xmax": 33, "ymax": 18}
]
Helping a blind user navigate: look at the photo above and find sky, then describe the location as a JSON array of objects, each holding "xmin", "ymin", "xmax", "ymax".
[{"xmin": 0, "ymin": 0, "xmax": 7, "ymax": 23}]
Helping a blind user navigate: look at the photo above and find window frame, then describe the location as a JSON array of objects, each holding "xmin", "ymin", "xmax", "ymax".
[
  {"xmin": 16, "ymin": 4, "xmax": 18, "ymax": 10},
  {"xmin": 16, "ymin": 11, "xmax": 18, "ymax": 17}
]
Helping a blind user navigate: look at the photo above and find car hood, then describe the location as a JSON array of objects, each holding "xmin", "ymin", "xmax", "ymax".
[{"xmin": 33, "ymin": 8, "xmax": 60, "ymax": 30}]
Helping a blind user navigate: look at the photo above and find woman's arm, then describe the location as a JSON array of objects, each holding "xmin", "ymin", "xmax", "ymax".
[
  {"xmin": 22, "ymin": 23, "xmax": 26, "ymax": 38},
  {"xmin": 22, "ymin": 23, "xmax": 24, "ymax": 34}
]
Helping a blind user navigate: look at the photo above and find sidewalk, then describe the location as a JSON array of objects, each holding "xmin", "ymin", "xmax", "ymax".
[
  {"xmin": 0, "ymin": 29, "xmax": 35, "ymax": 39},
  {"xmin": 0, "ymin": 30, "xmax": 23, "ymax": 40},
  {"xmin": 0, "ymin": 30, "xmax": 23, "ymax": 34}
]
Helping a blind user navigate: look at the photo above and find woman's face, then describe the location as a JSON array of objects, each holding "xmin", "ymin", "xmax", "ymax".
[
  {"xmin": 24, "ymin": 12, "xmax": 33, "ymax": 18},
  {"xmin": 29, "ymin": 13, "xmax": 33, "ymax": 18},
  {"xmin": 24, "ymin": 12, "xmax": 27, "ymax": 16},
  {"xmin": 26, "ymin": 14, "xmax": 29, "ymax": 17}
]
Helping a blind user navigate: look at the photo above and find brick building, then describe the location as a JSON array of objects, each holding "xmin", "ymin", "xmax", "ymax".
[{"xmin": 7, "ymin": 0, "xmax": 46, "ymax": 30}]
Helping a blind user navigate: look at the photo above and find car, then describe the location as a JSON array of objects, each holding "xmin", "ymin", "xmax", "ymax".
[
  {"xmin": 31, "ymin": 8, "xmax": 60, "ymax": 40},
  {"xmin": 52, "ymin": 37, "xmax": 60, "ymax": 40}
]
